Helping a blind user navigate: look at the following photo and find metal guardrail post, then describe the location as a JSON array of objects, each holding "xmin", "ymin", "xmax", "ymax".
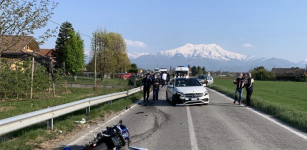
[
  {"xmin": 47, "ymin": 118, "xmax": 53, "ymax": 130},
  {"xmin": 86, "ymin": 107, "xmax": 90, "ymax": 116}
]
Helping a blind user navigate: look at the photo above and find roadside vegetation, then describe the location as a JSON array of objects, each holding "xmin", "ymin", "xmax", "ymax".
[
  {"xmin": 0, "ymin": 89, "xmax": 142, "ymax": 150},
  {"xmin": 66, "ymin": 76, "xmax": 131, "ymax": 86},
  {"xmin": 209, "ymin": 77, "xmax": 307, "ymax": 132}
]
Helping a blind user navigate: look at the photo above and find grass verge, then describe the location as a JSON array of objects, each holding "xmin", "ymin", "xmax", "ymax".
[
  {"xmin": 66, "ymin": 76, "xmax": 131, "ymax": 86},
  {"xmin": 0, "ymin": 87, "xmax": 130, "ymax": 119},
  {"xmin": 209, "ymin": 77, "xmax": 307, "ymax": 133},
  {"xmin": 0, "ymin": 91, "xmax": 142, "ymax": 150}
]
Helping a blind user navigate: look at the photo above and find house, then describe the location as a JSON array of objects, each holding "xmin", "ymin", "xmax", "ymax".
[
  {"xmin": 0, "ymin": 35, "xmax": 52, "ymax": 68},
  {"xmin": 272, "ymin": 68, "xmax": 306, "ymax": 81},
  {"xmin": 0, "ymin": 35, "xmax": 39, "ymax": 54},
  {"xmin": 38, "ymin": 48, "xmax": 56, "ymax": 62}
]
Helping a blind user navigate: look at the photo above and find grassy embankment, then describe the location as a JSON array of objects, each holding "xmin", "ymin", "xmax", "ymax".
[
  {"xmin": 0, "ymin": 77, "xmax": 142, "ymax": 150},
  {"xmin": 66, "ymin": 76, "xmax": 132, "ymax": 86},
  {"xmin": 209, "ymin": 77, "xmax": 307, "ymax": 132}
]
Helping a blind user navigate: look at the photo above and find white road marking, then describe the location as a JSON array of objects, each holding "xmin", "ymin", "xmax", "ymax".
[
  {"xmin": 208, "ymin": 88, "xmax": 307, "ymax": 141},
  {"xmin": 187, "ymin": 106, "xmax": 199, "ymax": 150},
  {"xmin": 65, "ymin": 100, "xmax": 142, "ymax": 147}
]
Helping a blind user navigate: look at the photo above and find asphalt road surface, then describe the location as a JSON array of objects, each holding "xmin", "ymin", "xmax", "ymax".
[{"xmin": 58, "ymin": 87, "xmax": 307, "ymax": 150}]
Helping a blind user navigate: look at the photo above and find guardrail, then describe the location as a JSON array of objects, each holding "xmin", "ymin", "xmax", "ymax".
[{"xmin": 0, "ymin": 87, "xmax": 141, "ymax": 136}]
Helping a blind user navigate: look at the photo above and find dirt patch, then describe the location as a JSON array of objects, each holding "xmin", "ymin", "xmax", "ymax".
[{"xmin": 0, "ymin": 106, "xmax": 15, "ymax": 112}]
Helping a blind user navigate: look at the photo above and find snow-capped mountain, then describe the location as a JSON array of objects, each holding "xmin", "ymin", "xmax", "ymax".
[
  {"xmin": 129, "ymin": 43, "xmax": 254, "ymax": 61},
  {"xmin": 128, "ymin": 52, "xmax": 149, "ymax": 59},
  {"xmin": 128, "ymin": 43, "xmax": 303, "ymax": 72},
  {"xmin": 298, "ymin": 59, "xmax": 307, "ymax": 66}
]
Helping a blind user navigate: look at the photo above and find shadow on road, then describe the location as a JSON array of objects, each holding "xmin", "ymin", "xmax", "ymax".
[
  {"xmin": 209, "ymin": 102, "xmax": 244, "ymax": 107},
  {"xmin": 58, "ymin": 144, "xmax": 85, "ymax": 150}
]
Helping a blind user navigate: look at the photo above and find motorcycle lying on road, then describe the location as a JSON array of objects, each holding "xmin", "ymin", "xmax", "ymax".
[{"xmin": 83, "ymin": 120, "xmax": 147, "ymax": 150}]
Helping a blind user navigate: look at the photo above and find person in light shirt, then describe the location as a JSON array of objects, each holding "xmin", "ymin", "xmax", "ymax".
[{"xmin": 162, "ymin": 72, "xmax": 167, "ymax": 87}]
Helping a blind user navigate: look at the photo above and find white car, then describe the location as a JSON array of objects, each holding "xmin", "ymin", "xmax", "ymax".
[
  {"xmin": 197, "ymin": 75, "xmax": 214, "ymax": 86},
  {"xmin": 166, "ymin": 77, "xmax": 209, "ymax": 106}
]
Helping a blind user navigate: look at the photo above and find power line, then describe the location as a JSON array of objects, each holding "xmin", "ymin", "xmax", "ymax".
[{"xmin": 49, "ymin": 20, "xmax": 92, "ymax": 38}]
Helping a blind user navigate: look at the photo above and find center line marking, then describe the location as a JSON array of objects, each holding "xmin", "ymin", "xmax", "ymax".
[{"xmin": 187, "ymin": 106, "xmax": 199, "ymax": 150}]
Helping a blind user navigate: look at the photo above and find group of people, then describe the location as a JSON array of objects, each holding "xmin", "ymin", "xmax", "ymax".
[
  {"xmin": 141, "ymin": 72, "xmax": 170, "ymax": 106},
  {"xmin": 233, "ymin": 72, "xmax": 254, "ymax": 106}
]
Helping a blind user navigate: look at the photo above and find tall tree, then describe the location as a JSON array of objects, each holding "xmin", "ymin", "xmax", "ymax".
[
  {"xmin": 62, "ymin": 30, "xmax": 84, "ymax": 80},
  {"xmin": 54, "ymin": 21, "xmax": 74, "ymax": 67},
  {"xmin": 201, "ymin": 67, "xmax": 206, "ymax": 74},
  {"xmin": 88, "ymin": 30, "xmax": 130, "ymax": 80}
]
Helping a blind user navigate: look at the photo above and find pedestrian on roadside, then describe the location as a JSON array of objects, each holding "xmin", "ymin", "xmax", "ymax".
[
  {"xmin": 233, "ymin": 73, "xmax": 245, "ymax": 105},
  {"xmin": 245, "ymin": 72, "xmax": 254, "ymax": 107},
  {"xmin": 166, "ymin": 73, "xmax": 170, "ymax": 85},
  {"xmin": 141, "ymin": 73, "xmax": 152, "ymax": 106},
  {"xmin": 152, "ymin": 73, "xmax": 160, "ymax": 103},
  {"xmin": 162, "ymin": 72, "xmax": 167, "ymax": 87}
]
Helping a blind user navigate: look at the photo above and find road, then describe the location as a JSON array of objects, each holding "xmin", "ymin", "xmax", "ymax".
[{"xmin": 58, "ymin": 87, "xmax": 307, "ymax": 150}]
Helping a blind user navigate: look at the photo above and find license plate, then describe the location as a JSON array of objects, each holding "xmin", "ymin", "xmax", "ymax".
[{"xmin": 190, "ymin": 98, "xmax": 198, "ymax": 101}]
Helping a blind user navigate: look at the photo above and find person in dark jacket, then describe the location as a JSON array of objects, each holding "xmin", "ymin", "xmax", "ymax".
[
  {"xmin": 141, "ymin": 73, "xmax": 152, "ymax": 106},
  {"xmin": 233, "ymin": 73, "xmax": 245, "ymax": 105},
  {"xmin": 166, "ymin": 73, "xmax": 170, "ymax": 85},
  {"xmin": 245, "ymin": 73, "xmax": 254, "ymax": 106},
  {"xmin": 152, "ymin": 73, "xmax": 160, "ymax": 103}
]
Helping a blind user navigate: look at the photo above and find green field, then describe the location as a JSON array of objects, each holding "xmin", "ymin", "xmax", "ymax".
[{"xmin": 209, "ymin": 77, "xmax": 307, "ymax": 132}]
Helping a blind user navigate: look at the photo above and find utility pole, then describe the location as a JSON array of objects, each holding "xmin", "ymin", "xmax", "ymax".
[
  {"xmin": 30, "ymin": 54, "xmax": 34, "ymax": 99},
  {"xmin": 94, "ymin": 33, "xmax": 97, "ymax": 91}
]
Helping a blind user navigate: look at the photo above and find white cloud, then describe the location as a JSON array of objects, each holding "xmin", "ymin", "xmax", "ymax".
[
  {"xmin": 242, "ymin": 43, "xmax": 254, "ymax": 48},
  {"xmin": 124, "ymin": 39, "xmax": 147, "ymax": 48}
]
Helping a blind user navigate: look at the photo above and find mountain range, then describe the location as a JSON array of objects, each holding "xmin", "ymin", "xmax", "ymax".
[{"xmin": 128, "ymin": 43, "xmax": 307, "ymax": 72}]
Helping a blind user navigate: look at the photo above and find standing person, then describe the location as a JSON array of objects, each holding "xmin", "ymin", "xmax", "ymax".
[
  {"xmin": 152, "ymin": 73, "xmax": 160, "ymax": 103},
  {"xmin": 162, "ymin": 72, "xmax": 167, "ymax": 87},
  {"xmin": 141, "ymin": 73, "xmax": 152, "ymax": 106},
  {"xmin": 176, "ymin": 73, "xmax": 181, "ymax": 78},
  {"xmin": 233, "ymin": 73, "xmax": 245, "ymax": 105},
  {"xmin": 166, "ymin": 73, "xmax": 170, "ymax": 85},
  {"xmin": 245, "ymin": 73, "xmax": 254, "ymax": 107}
]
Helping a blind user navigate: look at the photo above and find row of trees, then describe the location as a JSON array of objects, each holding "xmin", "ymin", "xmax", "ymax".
[
  {"xmin": 86, "ymin": 29, "xmax": 130, "ymax": 80},
  {"xmin": 251, "ymin": 66, "xmax": 276, "ymax": 81},
  {"xmin": 191, "ymin": 66, "xmax": 206, "ymax": 76}
]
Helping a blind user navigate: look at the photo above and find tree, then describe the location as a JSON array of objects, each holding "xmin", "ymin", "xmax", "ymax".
[
  {"xmin": 128, "ymin": 63, "xmax": 138, "ymax": 73},
  {"xmin": 62, "ymin": 30, "xmax": 84, "ymax": 80},
  {"xmin": 251, "ymin": 66, "xmax": 276, "ymax": 81},
  {"xmin": 0, "ymin": 0, "xmax": 58, "ymax": 99},
  {"xmin": 201, "ymin": 67, "xmax": 206, "ymax": 74},
  {"xmin": 54, "ymin": 21, "xmax": 74, "ymax": 67},
  {"xmin": 88, "ymin": 30, "xmax": 130, "ymax": 80},
  {"xmin": 191, "ymin": 66, "xmax": 197, "ymax": 76}
]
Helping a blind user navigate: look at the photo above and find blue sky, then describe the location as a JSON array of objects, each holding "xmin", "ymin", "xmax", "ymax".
[{"xmin": 35, "ymin": 0, "xmax": 307, "ymax": 63}]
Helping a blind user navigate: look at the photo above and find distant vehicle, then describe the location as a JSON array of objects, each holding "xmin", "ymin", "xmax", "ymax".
[
  {"xmin": 115, "ymin": 73, "xmax": 123, "ymax": 78},
  {"xmin": 121, "ymin": 73, "xmax": 132, "ymax": 79},
  {"xmin": 166, "ymin": 77, "xmax": 209, "ymax": 106},
  {"xmin": 197, "ymin": 75, "xmax": 214, "ymax": 86},
  {"xmin": 154, "ymin": 68, "xmax": 160, "ymax": 74},
  {"xmin": 159, "ymin": 68, "xmax": 168, "ymax": 74},
  {"xmin": 175, "ymin": 66, "xmax": 190, "ymax": 78}
]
